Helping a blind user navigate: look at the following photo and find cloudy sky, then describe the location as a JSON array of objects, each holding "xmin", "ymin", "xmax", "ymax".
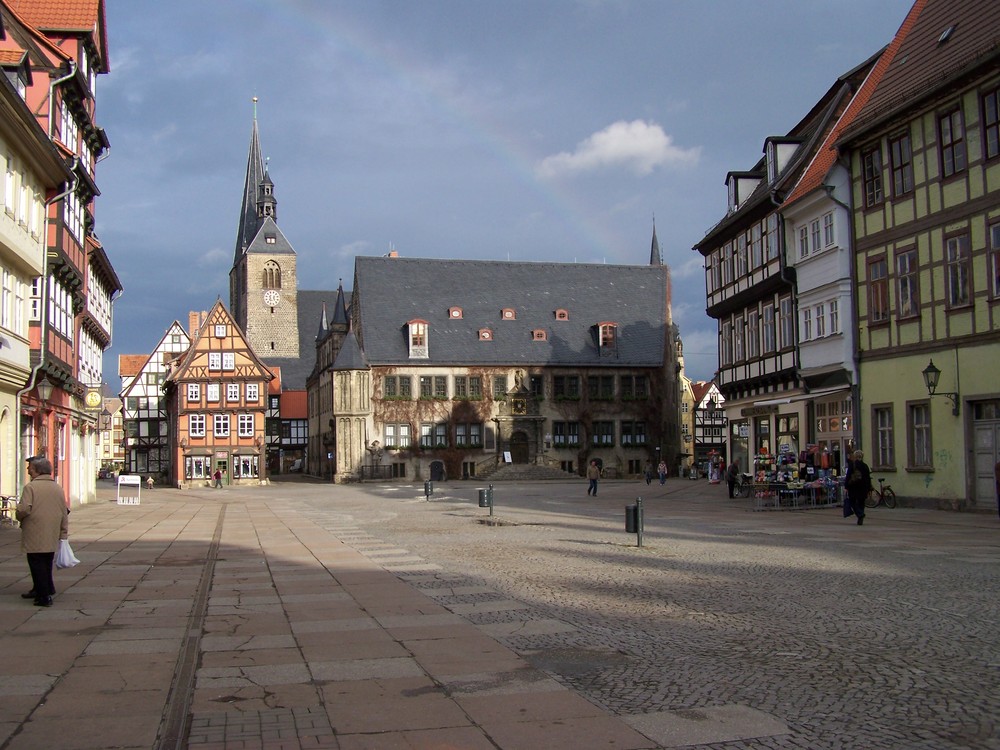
[{"xmin": 98, "ymin": 0, "xmax": 913, "ymax": 385}]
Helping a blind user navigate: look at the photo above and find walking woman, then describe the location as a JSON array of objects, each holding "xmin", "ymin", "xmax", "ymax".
[{"xmin": 844, "ymin": 450, "xmax": 872, "ymax": 525}]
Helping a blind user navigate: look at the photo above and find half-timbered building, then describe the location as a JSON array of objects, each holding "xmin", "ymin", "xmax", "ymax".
[
  {"xmin": 163, "ymin": 301, "xmax": 272, "ymax": 488},
  {"xmin": 693, "ymin": 54, "xmax": 882, "ymax": 477},
  {"xmin": 3, "ymin": 0, "xmax": 121, "ymax": 506},
  {"xmin": 837, "ymin": 0, "xmax": 1000, "ymax": 510},
  {"xmin": 119, "ymin": 321, "xmax": 190, "ymax": 482}
]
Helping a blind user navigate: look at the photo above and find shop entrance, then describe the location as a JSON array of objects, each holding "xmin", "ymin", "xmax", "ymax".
[{"xmin": 972, "ymin": 402, "xmax": 1000, "ymax": 511}]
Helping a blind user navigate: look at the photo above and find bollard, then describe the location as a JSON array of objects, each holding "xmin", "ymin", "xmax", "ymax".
[
  {"xmin": 625, "ymin": 497, "xmax": 644, "ymax": 546},
  {"xmin": 424, "ymin": 480, "xmax": 433, "ymax": 500}
]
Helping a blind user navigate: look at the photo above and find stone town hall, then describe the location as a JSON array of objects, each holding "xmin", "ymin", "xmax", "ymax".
[{"xmin": 230, "ymin": 114, "xmax": 682, "ymax": 484}]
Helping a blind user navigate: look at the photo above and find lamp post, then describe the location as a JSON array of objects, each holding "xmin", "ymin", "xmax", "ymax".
[{"xmin": 922, "ymin": 359, "xmax": 960, "ymax": 416}]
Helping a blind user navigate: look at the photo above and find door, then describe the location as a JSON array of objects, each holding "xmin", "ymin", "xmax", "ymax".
[
  {"xmin": 972, "ymin": 421, "xmax": 999, "ymax": 511},
  {"xmin": 510, "ymin": 431, "xmax": 529, "ymax": 464}
]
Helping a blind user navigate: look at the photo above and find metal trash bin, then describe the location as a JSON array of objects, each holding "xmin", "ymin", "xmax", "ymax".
[
  {"xmin": 625, "ymin": 504, "xmax": 639, "ymax": 533},
  {"xmin": 478, "ymin": 488, "xmax": 491, "ymax": 507}
]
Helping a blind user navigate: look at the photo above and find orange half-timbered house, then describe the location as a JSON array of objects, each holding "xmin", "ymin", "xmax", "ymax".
[{"xmin": 163, "ymin": 301, "xmax": 272, "ymax": 488}]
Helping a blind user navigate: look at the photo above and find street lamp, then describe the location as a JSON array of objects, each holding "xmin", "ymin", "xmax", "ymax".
[
  {"xmin": 35, "ymin": 376, "xmax": 53, "ymax": 406},
  {"xmin": 921, "ymin": 359, "xmax": 960, "ymax": 416}
]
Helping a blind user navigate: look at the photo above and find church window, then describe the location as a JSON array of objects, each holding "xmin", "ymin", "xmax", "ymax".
[{"xmin": 263, "ymin": 261, "xmax": 281, "ymax": 289}]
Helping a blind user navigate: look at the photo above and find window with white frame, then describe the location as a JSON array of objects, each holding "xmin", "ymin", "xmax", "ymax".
[
  {"xmin": 384, "ymin": 423, "xmax": 411, "ymax": 448},
  {"xmin": 823, "ymin": 212, "xmax": 834, "ymax": 246},
  {"xmin": 721, "ymin": 320, "xmax": 733, "ymax": 366},
  {"xmin": 189, "ymin": 414, "xmax": 206, "ymax": 437},
  {"xmin": 48, "ymin": 277, "xmax": 73, "ymax": 339},
  {"xmin": 207, "ymin": 383, "xmax": 220, "ymax": 402},
  {"xmin": 810, "ymin": 219, "xmax": 821, "ymax": 252},
  {"xmin": 1, "ymin": 270, "xmax": 11, "ymax": 329},
  {"xmin": 829, "ymin": 299, "xmax": 839, "ymax": 334},
  {"xmin": 946, "ymin": 235, "xmax": 971, "ymax": 308},
  {"xmin": 802, "ymin": 308, "xmax": 812, "ymax": 341},
  {"xmin": 897, "ymin": 249, "xmax": 919, "ymax": 318},
  {"xmin": 187, "ymin": 383, "xmax": 200, "ymax": 402},
  {"xmin": 735, "ymin": 233, "xmax": 747, "ymax": 278},
  {"xmin": 762, "ymin": 304, "xmax": 775, "ymax": 353},
  {"xmin": 751, "ymin": 223, "xmax": 763, "ymax": 268},
  {"xmin": 208, "ymin": 352, "xmax": 221, "ymax": 370},
  {"xmin": 223, "ymin": 352, "xmax": 235, "ymax": 370},
  {"xmin": 246, "ymin": 383, "xmax": 259, "ymax": 401},
  {"xmin": 908, "ymin": 402, "xmax": 932, "ymax": 469},
  {"xmin": 779, "ymin": 296, "xmax": 794, "ymax": 349},
  {"xmin": 816, "ymin": 303, "xmax": 826, "ymax": 338},
  {"xmin": 733, "ymin": 315, "xmax": 744, "ymax": 362},
  {"xmin": 873, "ymin": 405, "xmax": 894, "ymax": 468},
  {"xmin": 214, "ymin": 414, "xmax": 230, "ymax": 437},
  {"xmin": 227, "ymin": 384, "xmax": 240, "ymax": 402},
  {"xmin": 238, "ymin": 414, "xmax": 254, "ymax": 437},
  {"xmin": 748, "ymin": 310, "xmax": 759, "ymax": 359},
  {"xmin": 798, "ymin": 226, "xmax": 809, "ymax": 259}
]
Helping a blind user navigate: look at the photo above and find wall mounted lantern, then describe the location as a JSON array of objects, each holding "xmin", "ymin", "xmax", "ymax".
[{"xmin": 922, "ymin": 359, "xmax": 960, "ymax": 416}]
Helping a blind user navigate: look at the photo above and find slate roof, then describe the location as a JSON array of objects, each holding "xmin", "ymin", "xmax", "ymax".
[
  {"xmin": 245, "ymin": 215, "xmax": 295, "ymax": 256},
  {"xmin": 234, "ymin": 117, "xmax": 266, "ymax": 265},
  {"xmin": 353, "ymin": 256, "xmax": 669, "ymax": 367},
  {"xmin": 840, "ymin": 0, "xmax": 996, "ymax": 144},
  {"xmin": 260, "ymin": 289, "xmax": 341, "ymax": 390},
  {"xmin": 332, "ymin": 330, "xmax": 367, "ymax": 371}
]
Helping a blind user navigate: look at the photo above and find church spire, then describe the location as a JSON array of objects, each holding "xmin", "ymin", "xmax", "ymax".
[
  {"xmin": 649, "ymin": 218, "xmax": 662, "ymax": 266},
  {"xmin": 332, "ymin": 279, "xmax": 349, "ymax": 326},
  {"xmin": 234, "ymin": 97, "xmax": 266, "ymax": 266}
]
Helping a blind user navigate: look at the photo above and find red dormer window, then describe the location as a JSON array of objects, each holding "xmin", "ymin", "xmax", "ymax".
[
  {"xmin": 448, "ymin": 307, "xmax": 463, "ymax": 319},
  {"xmin": 532, "ymin": 329, "xmax": 547, "ymax": 341},
  {"xmin": 478, "ymin": 328, "xmax": 493, "ymax": 341},
  {"xmin": 555, "ymin": 309, "xmax": 569, "ymax": 320},
  {"xmin": 501, "ymin": 308, "xmax": 516, "ymax": 320}
]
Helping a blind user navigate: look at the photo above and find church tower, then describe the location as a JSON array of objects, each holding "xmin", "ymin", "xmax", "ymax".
[{"xmin": 229, "ymin": 100, "xmax": 300, "ymax": 358}]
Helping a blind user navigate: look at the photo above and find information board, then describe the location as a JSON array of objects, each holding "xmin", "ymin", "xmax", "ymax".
[{"xmin": 117, "ymin": 474, "xmax": 142, "ymax": 505}]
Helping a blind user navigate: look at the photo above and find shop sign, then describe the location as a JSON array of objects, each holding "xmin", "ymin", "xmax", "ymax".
[{"xmin": 740, "ymin": 405, "xmax": 778, "ymax": 417}]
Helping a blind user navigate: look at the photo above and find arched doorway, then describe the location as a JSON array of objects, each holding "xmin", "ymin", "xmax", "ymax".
[
  {"xmin": 430, "ymin": 460, "xmax": 446, "ymax": 481},
  {"xmin": 510, "ymin": 431, "xmax": 529, "ymax": 464}
]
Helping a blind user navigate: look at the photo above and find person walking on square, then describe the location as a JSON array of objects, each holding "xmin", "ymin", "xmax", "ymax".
[
  {"xmin": 644, "ymin": 460, "xmax": 654, "ymax": 485},
  {"xmin": 214, "ymin": 469, "xmax": 223, "ymax": 489},
  {"xmin": 657, "ymin": 460, "xmax": 667, "ymax": 485},
  {"xmin": 17, "ymin": 456, "xmax": 68, "ymax": 607},
  {"xmin": 845, "ymin": 450, "xmax": 872, "ymax": 525},
  {"xmin": 587, "ymin": 460, "xmax": 601, "ymax": 496}
]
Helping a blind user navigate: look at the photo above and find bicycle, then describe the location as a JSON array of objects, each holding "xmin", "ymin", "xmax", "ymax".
[
  {"xmin": 733, "ymin": 472, "xmax": 753, "ymax": 498},
  {"xmin": 865, "ymin": 477, "xmax": 897, "ymax": 508}
]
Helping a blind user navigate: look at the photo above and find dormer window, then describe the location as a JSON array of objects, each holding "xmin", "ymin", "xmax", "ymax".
[
  {"xmin": 532, "ymin": 329, "xmax": 547, "ymax": 341},
  {"xmin": 555, "ymin": 309, "xmax": 569, "ymax": 321},
  {"xmin": 501, "ymin": 308, "xmax": 516, "ymax": 320},
  {"xmin": 448, "ymin": 307, "xmax": 463, "ymax": 319},
  {"xmin": 265, "ymin": 234, "xmax": 276, "ymax": 244},
  {"xmin": 764, "ymin": 138, "xmax": 803, "ymax": 184},
  {"xmin": 478, "ymin": 328, "xmax": 493, "ymax": 341},
  {"xmin": 408, "ymin": 319, "xmax": 429, "ymax": 359},
  {"xmin": 598, "ymin": 322, "xmax": 617, "ymax": 351}
]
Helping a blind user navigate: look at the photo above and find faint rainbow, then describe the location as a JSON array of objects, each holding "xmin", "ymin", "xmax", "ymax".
[{"xmin": 246, "ymin": 0, "xmax": 618, "ymax": 261}]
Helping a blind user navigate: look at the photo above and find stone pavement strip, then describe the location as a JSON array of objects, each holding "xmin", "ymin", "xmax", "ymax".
[{"xmin": 0, "ymin": 477, "xmax": 997, "ymax": 750}]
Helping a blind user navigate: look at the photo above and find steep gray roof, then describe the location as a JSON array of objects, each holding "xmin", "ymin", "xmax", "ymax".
[
  {"xmin": 246, "ymin": 216, "xmax": 295, "ymax": 255},
  {"xmin": 333, "ymin": 330, "xmax": 368, "ymax": 371},
  {"xmin": 234, "ymin": 118, "xmax": 265, "ymax": 265},
  {"xmin": 354, "ymin": 256, "xmax": 669, "ymax": 367},
  {"xmin": 261, "ymin": 289, "xmax": 339, "ymax": 390}
]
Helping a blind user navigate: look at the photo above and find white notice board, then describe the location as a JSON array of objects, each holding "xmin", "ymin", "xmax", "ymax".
[{"xmin": 117, "ymin": 474, "xmax": 142, "ymax": 505}]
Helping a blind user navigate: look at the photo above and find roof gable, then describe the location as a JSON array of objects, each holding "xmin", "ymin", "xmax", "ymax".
[{"xmin": 167, "ymin": 300, "xmax": 274, "ymax": 384}]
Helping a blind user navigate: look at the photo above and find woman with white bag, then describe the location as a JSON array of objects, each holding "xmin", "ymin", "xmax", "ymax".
[{"xmin": 16, "ymin": 456, "xmax": 69, "ymax": 607}]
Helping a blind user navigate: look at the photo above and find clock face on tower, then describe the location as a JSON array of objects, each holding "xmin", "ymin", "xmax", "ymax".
[{"xmin": 263, "ymin": 290, "xmax": 280, "ymax": 307}]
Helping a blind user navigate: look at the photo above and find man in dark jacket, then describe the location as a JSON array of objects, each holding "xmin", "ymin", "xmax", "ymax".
[
  {"xmin": 845, "ymin": 450, "xmax": 872, "ymax": 526},
  {"xmin": 17, "ymin": 456, "xmax": 69, "ymax": 607}
]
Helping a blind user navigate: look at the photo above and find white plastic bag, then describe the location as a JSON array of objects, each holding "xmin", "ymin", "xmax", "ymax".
[{"xmin": 55, "ymin": 539, "xmax": 80, "ymax": 569}]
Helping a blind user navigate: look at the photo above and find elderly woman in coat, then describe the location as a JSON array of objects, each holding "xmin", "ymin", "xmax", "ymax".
[{"xmin": 17, "ymin": 456, "xmax": 69, "ymax": 607}]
